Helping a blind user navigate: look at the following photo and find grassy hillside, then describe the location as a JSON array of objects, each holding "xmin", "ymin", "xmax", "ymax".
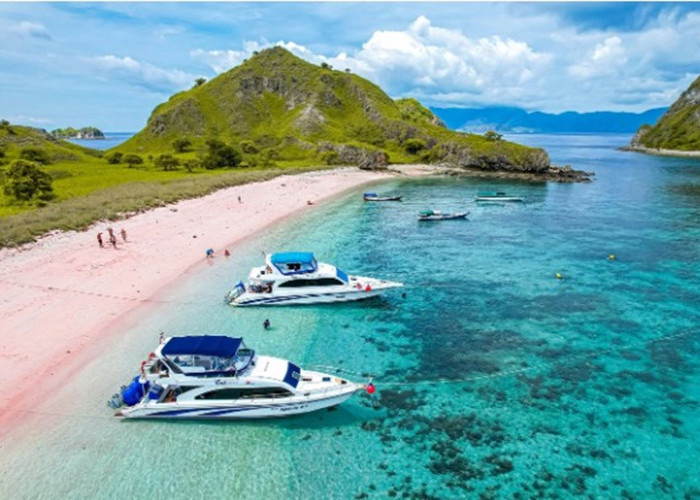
[
  {"xmin": 117, "ymin": 47, "xmax": 549, "ymax": 171},
  {"xmin": 633, "ymin": 75, "xmax": 700, "ymax": 151}
]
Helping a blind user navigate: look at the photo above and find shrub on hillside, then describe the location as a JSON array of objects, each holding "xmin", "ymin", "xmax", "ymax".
[
  {"xmin": 123, "ymin": 154, "xmax": 144, "ymax": 168},
  {"xmin": 183, "ymin": 158, "xmax": 200, "ymax": 173},
  {"xmin": 403, "ymin": 138, "xmax": 426, "ymax": 154},
  {"xmin": 239, "ymin": 140, "xmax": 258, "ymax": 154},
  {"xmin": 155, "ymin": 154, "xmax": 180, "ymax": 171},
  {"xmin": 484, "ymin": 131, "xmax": 503, "ymax": 142},
  {"xmin": 19, "ymin": 147, "xmax": 51, "ymax": 164},
  {"xmin": 173, "ymin": 138, "xmax": 192, "ymax": 153},
  {"xmin": 203, "ymin": 139, "xmax": 242, "ymax": 169},
  {"xmin": 320, "ymin": 150, "xmax": 340, "ymax": 165},
  {"xmin": 106, "ymin": 152, "xmax": 123, "ymax": 164},
  {"xmin": 2, "ymin": 159, "xmax": 54, "ymax": 201}
]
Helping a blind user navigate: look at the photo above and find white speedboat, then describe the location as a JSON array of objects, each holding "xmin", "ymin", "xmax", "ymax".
[
  {"xmin": 109, "ymin": 335, "xmax": 364, "ymax": 419},
  {"xmin": 226, "ymin": 252, "xmax": 403, "ymax": 306},
  {"xmin": 363, "ymin": 192, "xmax": 403, "ymax": 202},
  {"xmin": 475, "ymin": 191, "xmax": 524, "ymax": 202},
  {"xmin": 417, "ymin": 210, "xmax": 469, "ymax": 221}
]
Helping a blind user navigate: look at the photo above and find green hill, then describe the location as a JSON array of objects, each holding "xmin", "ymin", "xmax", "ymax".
[
  {"xmin": 631, "ymin": 74, "xmax": 700, "ymax": 151},
  {"xmin": 118, "ymin": 47, "xmax": 550, "ymax": 172}
]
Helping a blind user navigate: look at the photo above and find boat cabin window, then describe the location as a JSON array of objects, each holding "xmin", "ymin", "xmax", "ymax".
[
  {"xmin": 278, "ymin": 278, "xmax": 344, "ymax": 288},
  {"xmin": 195, "ymin": 387, "xmax": 293, "ymax": 400},
  {"xmin": 169, "ymin": 354, "xmax": 236, "ymax": 373}
]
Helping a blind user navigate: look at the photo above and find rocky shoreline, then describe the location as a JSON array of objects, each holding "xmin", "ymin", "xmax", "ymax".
[{"xmin": 389, "ymin": 163, "xmax": 594, "ymax": 183}]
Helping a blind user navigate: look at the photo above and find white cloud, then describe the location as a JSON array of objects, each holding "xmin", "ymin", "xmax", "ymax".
[
  {"xmin": 191, "ymin": 41, "xmax": 268, "ymax": 73},
  {"xmin": 8, "ymin": 115, "xmax": 53, "ymax": 126},
  {"xmin": 7, "ymin": 20, "xmax": 51, "ymax": 40},
  {"xmin": 90, "ymin": 55, "xmax": 197, "ymax": 92},
  {"xmin": 568, "ymin": 36, "xmax": 627, "ymax": 79}
]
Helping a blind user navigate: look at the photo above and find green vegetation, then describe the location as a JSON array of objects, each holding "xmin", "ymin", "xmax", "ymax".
[
  {"xmin": 172, "ymin": 138, "xmax": 192, "ymax": 153},
  {"xmin": 20, "ymin": 147, "xmax": 52, "ymax": 164},
  {"xmin": 122, "ymin": 153, "xmax": 144, "ymax": 168},
  {"xmin": 155, "ymin": 154, "xmax": 180, "ymax": 171},
  {"xmin": 634, "ymin": 74, "xmax": 700, "ymax": 151},
  {"xmin": 2, "ymin": 160, "xmax": 54, "ymax": 202},
  {"xmin": 202, "ymin": 139, "xmax": 243, "ymax": 169}
]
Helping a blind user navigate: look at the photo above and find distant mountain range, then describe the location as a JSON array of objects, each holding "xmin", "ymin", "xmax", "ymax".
[{"xmin": 431, "ymin": 106, "xmax": 667, "ymax": 134}]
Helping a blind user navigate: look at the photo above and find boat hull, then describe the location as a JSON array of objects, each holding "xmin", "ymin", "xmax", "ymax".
[
  {"xmin": 418, "ymin": 213, "xmax": 468, "ymax": 221},
  {"xmin": 118, "ymin": 387, "xmax": 358, "ymax": 419},
  {"xmin": 232, "ymin": 286, "xmax": 397, "ymax": 306},
  {"xmin": 363, "ymin": 196, "xmax": 402, "ymax": 202},
  {"xmin": 475, "ymin": 196, "xmax": 523, "ymax": 202}
]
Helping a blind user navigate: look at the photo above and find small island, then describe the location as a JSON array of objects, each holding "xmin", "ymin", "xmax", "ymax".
[{"xmin": 51, "ymin": 126, "xmax": 104, "ymax": 140}]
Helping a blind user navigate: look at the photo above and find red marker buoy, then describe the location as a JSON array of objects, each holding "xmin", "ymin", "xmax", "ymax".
[{"xmin": 366, "ymin": 382, "xmax": 376, "ymax": 395}]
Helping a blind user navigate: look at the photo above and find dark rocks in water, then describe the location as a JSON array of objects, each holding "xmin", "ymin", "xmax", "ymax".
[
  {"xmin": 360, "ymin": 420, "xmax": 380, "ymax": 432},
  {"xmin": 483, "ymin": 454, "xmax": 515, "ymax": 475},
  {"xmin": 301, "ymin": 434, "xmax": 311, "ymax": 441},
  {"xmin": 379, "ymin": 389, "xmax": 427, "ymax": 413},
  {"xmin": 653, "ymin": 475, "xmax": 674, "ymax": 494}
]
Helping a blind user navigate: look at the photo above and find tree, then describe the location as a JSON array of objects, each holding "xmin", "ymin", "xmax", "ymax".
[
  {"xmin": 202, "ymin": 139, "xmax": 242, "ymax": 169},
  {"xmin": 2, "ymin": 160, "xmax": 54, "ymax": 201},
  {"xmin": 484, "ymin": 130, "xmax": 503, "ymax": 142},
  {"xmin": 320, "ymin": 62, "xmax": 332, "ymax": 70},
  {"xmin": 155, "ymin": 154, "xmax": 180, "ymax": 171},
  {"xmin": 193, "ymin": 77, "xmax": 207, "ymax": 88},
  {"xmin": 122, "ymin": 154, "xmax": 143, "ymax": 168},
  {"xmin": 183, "ymin": 158, "xmax": 200, "ymax": 173},
  {"xmin": 173, "ymin": 138, "xmax": 192, "ymax": 153},
  {"xmin": 106, "ymin": 152, "xmax": 123, "ymax": 164},
  {"xmin": 19, "ymin": 147, "xmax": 51, "ymax": 164}
]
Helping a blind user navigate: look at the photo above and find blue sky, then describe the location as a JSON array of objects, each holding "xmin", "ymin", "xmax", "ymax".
[{"xmin": 1, "ymin": 2, "xmax": 699, "ymax": 131}]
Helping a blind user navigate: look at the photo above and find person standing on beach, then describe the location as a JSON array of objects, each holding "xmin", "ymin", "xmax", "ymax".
[
  {"xmin": 109, "ymin": 233, "xmax": 117, "ymax": 249},
  {"xmin": 97, "ymin": 232, "xmax": 104, "ymax": 248},
  {"xmin": 238, "ymin": 196, "xmax": 242, "ymax": 204},
  {"xmin": 120, "ymin": 228, "xmax": 127, "ymax": 242}
]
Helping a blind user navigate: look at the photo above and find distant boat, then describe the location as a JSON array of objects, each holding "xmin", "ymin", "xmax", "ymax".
[
  {"xmin": 363, "ymin": 192, "xmax": 402, "ymax": 202},
  {"xmin": 418, "ymin": 210, "xmax": 469, "ymax": 221},
  {"xmin": 475, "ymin": 191, "xmax": 524, "ymax": 202}
]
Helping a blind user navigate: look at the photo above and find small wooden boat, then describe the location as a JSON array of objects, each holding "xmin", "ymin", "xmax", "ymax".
[
  {"xmin": 475, "ymin": 191, "xmax": 523, "ymax": 202},
  {"xmin": 418, "ymin": 210, "xmax": 469, "ymax": 221},
  {"xmin": 363, "ymin": 192, "xmax": 403, "ymax": 202}
]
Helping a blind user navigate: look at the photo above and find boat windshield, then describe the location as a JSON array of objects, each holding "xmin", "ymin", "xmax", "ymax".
[
  {"xmin": 166, "ymin": 348, "xmax": 255, "ymax": 376},
  {"xmin": 336, "ymin": 268, "xmax": 349, "ymax": 284}
]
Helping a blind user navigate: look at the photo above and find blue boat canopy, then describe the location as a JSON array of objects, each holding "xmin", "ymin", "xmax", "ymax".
[
  {"xmin": 363, "ymin": 192, "xmax": 377, "ymax": 197},
  {"xmin": 162, "ymin": 336, "xmax": 242, "ymax": 357},
  {"xmin": 270, "ymin": 252, "xmax": 317, "ymax": 275}
]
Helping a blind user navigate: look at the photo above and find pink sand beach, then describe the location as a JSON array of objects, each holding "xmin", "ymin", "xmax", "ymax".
[{"xmin": 0, "ymin": 167, "xmax": 390, "ymax": 436}]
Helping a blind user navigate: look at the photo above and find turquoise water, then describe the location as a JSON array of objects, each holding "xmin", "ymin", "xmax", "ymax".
[{"xmin": 1, "ymin": 134, "xmax": 698, "ymax": 498}]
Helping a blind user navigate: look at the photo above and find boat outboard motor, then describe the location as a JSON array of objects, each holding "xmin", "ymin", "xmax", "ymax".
[
  {"xmin": 226, "ymin": 281, "xmax": 246, "ymax": 302},
  {"xmin": 120, "ymin": 375, "xmax": 150, "ymax": 407}
]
